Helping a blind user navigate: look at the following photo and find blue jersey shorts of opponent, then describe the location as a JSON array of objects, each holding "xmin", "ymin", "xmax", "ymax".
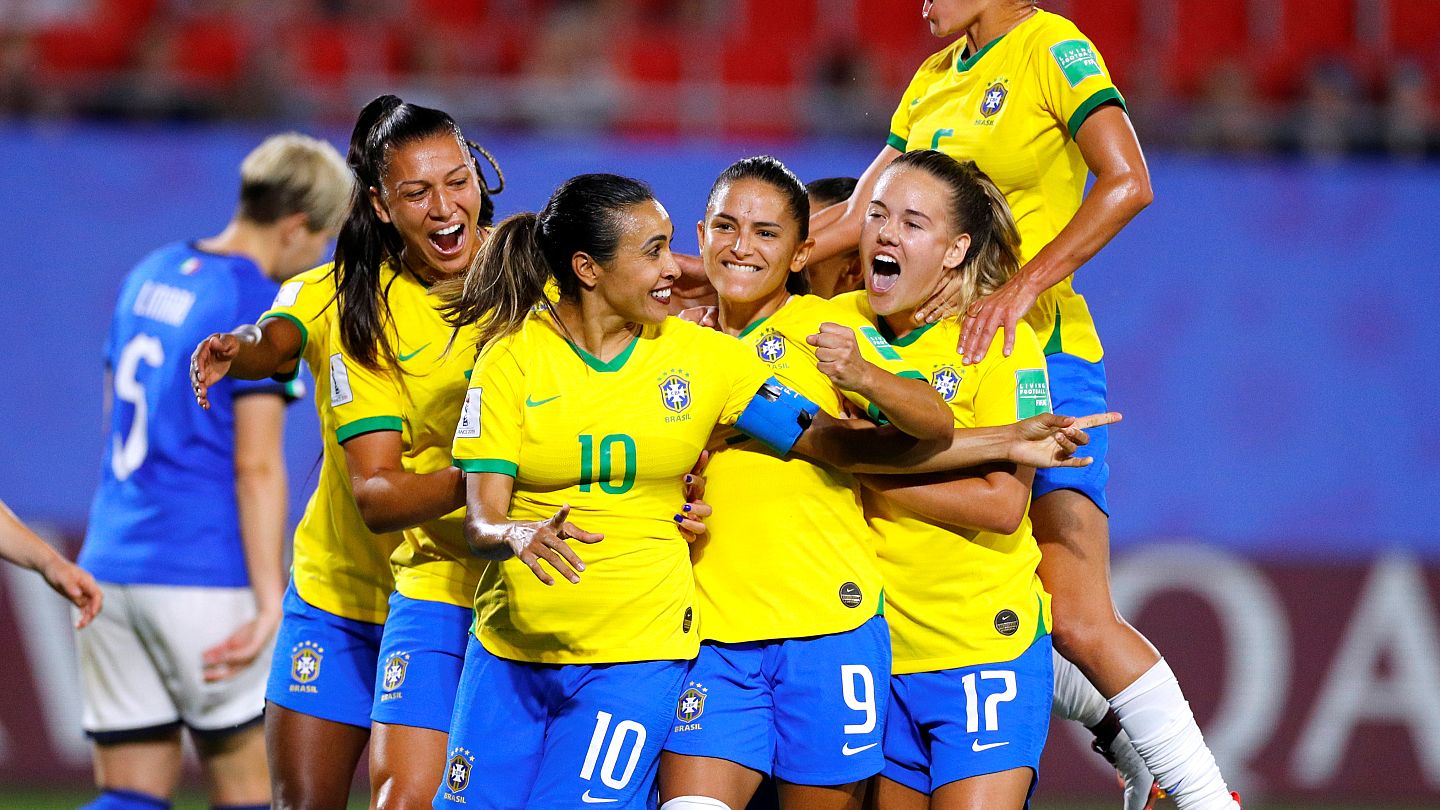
[
  {"xmin": 1032, "ymin": 354, "xmax": 1110, "ymax": 514},
  {"xmin": 663, "ymin": 614, "xmax": 890, "ymax": 786},
  {"xmin": 372, "ymin": 591, "xmax": 473, "ymax": 731},
  {"xmin": 265, "ymin": 581, "xmax": 384, "ymax": 728},
  {"xmin": 435, "ymin": 636, "xmax": 687, "ymax": 810},
  {"xmin": 883, "ymin": 634, "xmax": 1053, "ymax": 800}
]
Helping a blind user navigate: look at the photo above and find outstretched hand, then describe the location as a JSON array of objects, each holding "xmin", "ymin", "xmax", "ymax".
[
  {"xmin": 503, "ymin": 504, "xmax": 604, "ymax": 585},
  {"xmin": 191, "ymin": 332, "xmax": 241, "ymax": 410},
  {"xmin": 1008, "ymin": 412, "xmax": 1122, "ymax": 469}
]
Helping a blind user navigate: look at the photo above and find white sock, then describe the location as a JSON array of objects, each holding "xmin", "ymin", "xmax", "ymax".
[
  {"xmin": 1109, "ymin": 659, "xmax": 1239, "ymax": 810},
  {"xmin": 660, "ymin": 797, "xmax": 733, "ymax": 810},
  {"xmin": 1051, "ymin": 649, "xmax": 1109, "ymax": 726}
]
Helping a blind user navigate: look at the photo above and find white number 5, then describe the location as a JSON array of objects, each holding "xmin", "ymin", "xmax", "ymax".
[{"xmin": 111, "ymin": 334, "xmax": 165, "ymax": 481}]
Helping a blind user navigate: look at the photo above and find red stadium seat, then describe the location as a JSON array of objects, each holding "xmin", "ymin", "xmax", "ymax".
[
  {"xmin": 170, "ymin": 18, "xmax": 248, "ymax": 90},
  {"xmin": 1390, "ymin": 0, "xmax": 1440, "ymax": 56},
  {"xmin": 1067, "ymin": 0, "xmax": 1141, "ymax": 88}
]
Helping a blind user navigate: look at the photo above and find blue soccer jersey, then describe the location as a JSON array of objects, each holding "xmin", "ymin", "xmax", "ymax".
[{"xmin": 80, "ymin": 242, "xmax": 303, "ymax": 587}]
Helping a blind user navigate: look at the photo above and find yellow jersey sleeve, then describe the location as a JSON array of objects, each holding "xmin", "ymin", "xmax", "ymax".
[
  {"xmin": 887, "ymin": 45, "xmax": 952, "ymax": 151},
  {"xmin": 260, "ymin": 263, "xmax": 335, "ymax": 381},
  {"xmin": 973, "ymin": 326, "xmax": 1053, "ymax": 426},
  {"xmin": 452, "ymin": 337, "xmax": 524, "ymax": 477},
  {"xmin": 702, "ymin": 326, "xmax": 776, "ymax": 428},
  {"xmin": 812, "ymin": 296, "xmax": 927, "ymax": 420},
  {"xmin": 1033, "ymin": 24, "xmax": 1125, "ymax": 139},
  {"xmin": 329, "ymin": 345, "xmax": 403, "ymax": 444}
]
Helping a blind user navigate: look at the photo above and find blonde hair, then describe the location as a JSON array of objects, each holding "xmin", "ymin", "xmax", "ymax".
[
  {"xmin": 238, "ymin": 132, "xmax": 354, "ymax": 233},
  {"xmin": 886, "ymin": 150, "xmax": 1022, "ymax": 315}
]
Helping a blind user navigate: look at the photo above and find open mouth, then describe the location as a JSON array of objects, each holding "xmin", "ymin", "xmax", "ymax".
[
  {"xmin": 870, "ymin": 254, "xmax": 901, "ymax": 294},
  {"xmin": 722, "ymin": 260, "xmax": 763, "ymax": 274},
  {"xmin": 429, "ymin": 222, "xmax": 466, "ymax": 257},
  {"xmin": 649, "ymin": 286, "xmax": 672, "ymax": 304}
]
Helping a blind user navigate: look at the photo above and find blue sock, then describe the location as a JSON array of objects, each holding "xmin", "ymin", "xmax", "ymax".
[
  {"xmin": 79, "ymin": 789, "xmax": 171, "ymax": 810},
  {"xmin": 212, "ymin": 804, "xmax": 270, "ymax": 810}
]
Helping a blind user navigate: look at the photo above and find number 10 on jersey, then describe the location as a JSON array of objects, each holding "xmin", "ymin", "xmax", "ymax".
[{"xmin": 577, "ymin": 434, "xmax": 636, "ymax": 495}]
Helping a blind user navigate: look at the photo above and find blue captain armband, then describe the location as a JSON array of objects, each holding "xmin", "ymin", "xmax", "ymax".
[{"xmin": 733, "ymin": 377, "xmax": 821, "ymax": 455}]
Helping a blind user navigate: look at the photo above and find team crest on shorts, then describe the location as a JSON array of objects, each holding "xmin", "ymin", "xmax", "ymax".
[
  {"xmin": 445, "ymin": 747, "xmax": 475, "ymax": 794},
  {"xmin": 931, "ymin": 366, "xmax": 962, "ymax": 401},
  {"xmin": 659, "ymin": 369, "xmax": 692, "ymax": 413},
  {"xmin": 756, "ymin": 330, "xmax": 786, "ymax": 363},
  {"xmin": 676, "ymin": 681, "xmax": 708, "ymax": 724},
  {"xmin": 290, "ymin": 641, "xmax": 323, "ymax": 684},
  {"xmin": 382, "ymin": 652, "xmax": 410, "ymax": 692},
  {"xmin": 980, "ymin": 82, "xmax": 1008, "ymax": 118}
]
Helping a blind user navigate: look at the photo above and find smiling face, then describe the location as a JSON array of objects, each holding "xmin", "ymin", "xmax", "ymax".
[
  {"xmin": 860, "ymin": 166, "xmax": 970, "ymax": 321},
  {"xmin": 586, "ymin": 199, "xmax": 680, "ymax": 326},
  {"xmin": 370, "ymin": 131, "xmax": 481, "ymax": 279},
  {"xmin": 699, "ymin": 178, "xmax": 810, "ymax": 309}
]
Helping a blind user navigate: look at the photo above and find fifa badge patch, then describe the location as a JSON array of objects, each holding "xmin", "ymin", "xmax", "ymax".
[
  {"xmin": 328, "ymin": 353, "xmax": 353, "ymax": 406},
  {"xmin": 859, "ymin": 326, "xmax": 903, "ymax": 361},
  {"xmin": 1015, "ymin": 369, "xmax": 1051, "ymax": 418},
  {"xmin": 980, "ymin": 82, "xmax": 1008, "ymax": 118},
  {"xmin": 455, "ymin": 387, "xmax": 481, "ymax": 439},
  {"xmin": 931, "ymin": 366, "xmax": 962, "ymax": 402},
  {"xmin": 756, "ymin": 329, "xmax": 786, "ymax": 363},
  {"xmin": 676, "ymin": 681, "xmax": 708, "ymax": 725},
  {"xmin": 272, "ymin": 280, "xmax": 303, "ymax": 308},
  {"xmin": 290, "ymin": 641, "xmax": 323, "ymax": 684},
  {"xmin": 1050, "ymin": 39, "xmax": 1103, "ymax": 87},
  {"xmin": 659, "ymin": 369, "xmax": 692, "ymax": 413},
  {"xmin": 445, "ymin": 747, "xmax": 475, "ymax": 795},
  {"xmin": 382, "ymin": 652, "xmax": 409, "ymax": 693}
]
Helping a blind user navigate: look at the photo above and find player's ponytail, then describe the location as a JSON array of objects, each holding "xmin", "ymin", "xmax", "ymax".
[
  {"xmin": 443, "ymin": 173, "xmax": 656, "ymax": 352},
  {"xmin": 887, "ymin": 150, "xmax": 1022, "ymax": 314},
  {"xmin": 333, "ymin": 94, "xmax": 504, "ymax": 370}
]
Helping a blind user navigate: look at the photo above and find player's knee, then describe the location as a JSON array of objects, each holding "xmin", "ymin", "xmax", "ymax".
[
  {"xmin": 372, "ymin": 770, "xmax": 439, "ymax": 810},
  {"xmin": 660, "ymin": 797, "xmax": 734, "ymax": 810},
  {"xmin": 1050, "ymin": 610, "xmax": 1126, "ymax": 665}
]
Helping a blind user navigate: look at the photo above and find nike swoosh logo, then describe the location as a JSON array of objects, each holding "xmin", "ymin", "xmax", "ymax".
[
  {"xmin": 581, "ymin": 791, "xmax": 618, "ymax": 804},
  {"xmin": 841, "ymin": 742, "xmax": 877, "ymax": 756},
  {"xmin": 398, "ymin": 343, "xmax": 430, "ymax": 362},
  {"xmin": 525, "ymin": 394, "xmax": 561, "ymax": 407},
  {"xmin": 971, "ymin": 740, "xmax": 1009, "ymax": 752}
]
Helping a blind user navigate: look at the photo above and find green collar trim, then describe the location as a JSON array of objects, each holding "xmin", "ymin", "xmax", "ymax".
[
  {"xmin": 879, "ymin": 318, "xmax": 938, "ymax": 348},
  {"xmin": 737, "ymin": 314, "xmax": 772, "ymax": 340},
  {"xmin": 565, "ymin": 333, "xmax": 640, "ymax": 372},
  {"xmin": 956, "ymin": 33, "xmax": 1006, "ymax": 72}
]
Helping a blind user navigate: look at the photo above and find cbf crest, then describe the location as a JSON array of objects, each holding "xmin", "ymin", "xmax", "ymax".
[
  {"xmin": 382, "ymin": 652, "xmax": 410, "ymax": 693},
  {"xmin": 675, "ymin": 681, "xmax": 708, "ymax": 728},
  {"xmin": 290, "ymin": 640, "xmax": 323, "ymax": 684},
  {"xmin": 445, "ymin": 747, "xmax": 475, "ymax": 794},
  {"xmin": 756, "ymin": 329, "xmax": 786, "ymax": 363},
  {"xmin": 659, "ymin": 368, "xmax": 692, "ymax": 413},
  {"xmin": 931, "ymin": 366, "xmax": 962, "ymax": 402},
  {"xmin": 980, "ymin": 80, "xmax": 1008, "ymax": 118}
]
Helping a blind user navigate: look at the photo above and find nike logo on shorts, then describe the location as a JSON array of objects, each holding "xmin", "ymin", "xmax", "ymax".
[
  {"xmin": 971, "ymin": 740, "xmax": 1009, "ymax": 752},
  {"xmin": 582, "ymin": 790, "xmax": 619, "ymax": 804},
  {"xmin": 841, "ymin": 742, "xmax": 878, "ymax": 756}
]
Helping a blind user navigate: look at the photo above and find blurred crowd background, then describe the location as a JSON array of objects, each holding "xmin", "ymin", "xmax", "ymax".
[{"xmin": 4, "ymin": 0, "xmax": 1440, "ymax": 158}]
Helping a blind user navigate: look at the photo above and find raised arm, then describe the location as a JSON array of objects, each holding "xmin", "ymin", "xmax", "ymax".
[
  {"xmin": 340, "ymin": 430, "xmax": 466, "ymax": 534},
  {"xmin": 192, "ymin": 316, "xmax": 305, "ymax": 409},
  {"xmin": 807, "ymin": 322, "xmax": 951, "ymax": 441},
  {"xmin": 806, "ymin": 146, "xmax": 902, "ymax": 267}
]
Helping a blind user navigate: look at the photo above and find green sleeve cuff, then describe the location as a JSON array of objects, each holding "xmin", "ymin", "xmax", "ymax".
[
  {"xmin": 864, "ymin": 401, "xmax": 892, "ymax": 426},
  {"xmin": 885, "ymin": 132, "xmax": 908, "ymax": 151},
  {"xmin": 1066, "ymin": 87, "xmax": 1126, "ymax": 139},
  {"xmin": 452, "ymin": 458, "xmax": 519, "ymax": 477},
  {"xmin": 898, "ymin": 370, "xmax": 926, "ymax": 381},
  {"xmin": 335, "ymin": 415, "xmax": 402, "ymax": 444},
  {"xmin": 259, "ymin": 311, "xmax": 309, "ymax": 382}
]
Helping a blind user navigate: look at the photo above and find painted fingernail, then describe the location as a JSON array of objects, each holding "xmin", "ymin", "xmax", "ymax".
[
  {"xmin": 674, "ymin": 514, "xmax": 684, "ymax": 523},
  {"xmin": 682, "ymin": 504, "xmax": 692, "ymax": 513},
  {"xmin": 684, "ymin": 475, "xmax": 694, "ymax": 484}
]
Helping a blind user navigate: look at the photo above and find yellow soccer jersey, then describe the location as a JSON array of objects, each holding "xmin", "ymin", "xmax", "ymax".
[
  {"xmin": 831, "ymin": 293, "xmax": 1053, "ymax": 673},
  {"xmin": 327, "ymin": 266, "xmax": 479, "ymax": 608},
  {"xmin": 888, "ymin": 9, "xmax": 1123, "ymax": 362},
  {"xmin": 696, "ymin": 294, "xmax": 925, "ymax": 643},
  {"xmin": 261, "ymin": 264, "xmax": 402, "ymax": 624},
  {"xmin": 451, "ymin": 312, "xmax": 774, "ymax": 665}
]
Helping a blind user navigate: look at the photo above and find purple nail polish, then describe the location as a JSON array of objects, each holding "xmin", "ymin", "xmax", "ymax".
[
  {"xmin": 683, "ymin": 504, "xmax": 692, "ymax": 513},
  {"xmin": 674, "ymin": 514, "xmax": 684, "ymax": 523}
]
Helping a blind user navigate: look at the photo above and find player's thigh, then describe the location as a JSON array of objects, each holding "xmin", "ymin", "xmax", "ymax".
[
  {"xmin": 194, "ymin": 720, "xmax": 269, "ymax": 806},
  {"xmin": 929, "ymin": 767, "xmax": 1035, "ymax": 810},
  {"xmin": 371, "ymin": 592, "xmax": 471, "ymax": 734},
  {"xmin": 872, "ymin": 776, "xmax": 929, "ymax": 810},
  {"xmin": 76, "ymin": 583, "xmax": 182, "ymax": 739},
  {"xmin": 905, "ymin": 638, "xmax": 1052, "ymax": 801},
  {"xmin": 266, "ymin": 582, "xmax": 385, "ymax": 731},
  {"xmin": 434, "ymin": 637, "xmax": 548, "ymax": 810},
  {"xmin": 529, "ymin": 658, "xmax": 689, "ymax": 809},
  {"xmin": 1032, "ymin": 487, "xmax": 1115, "ymax": 618},
  {"xmin": 661, "ymin": 640, "xmax": 774, "ymax": 802},
  {"xmin": 130, "ymin": 584, "xmax": 269, "ymax": 733},
  {"xmin": 369, "ymin": 722, "xmax": 448, "ymax": 810},
  {"xmin": 92, "ymin": 732, "xmax": 184, "ymax": 798},
  {"xmin": 265, "ymin": 701, "xmax": 371, "ymax": 810},
  {"xmin": 771, "ymin": 616, "xmax": 890, "ymax": 788},
  {"xmin": 775, "ymin": 779, "xmax": 868, "ymax": 810}
]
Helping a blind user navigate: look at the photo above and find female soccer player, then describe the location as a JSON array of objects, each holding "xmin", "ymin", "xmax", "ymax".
[
  {"xmin": 190, "ymin": 96, "xmax": 502, "ymax": 810},
  {"xmin": 807, "ymin": 3, "xmax": 1236, "ymax": 808},
  {"xmin": 834, "ymin": 149, "xmax": 1055, "ymax": 810},
  {"xmin": 660, "ymin": 156, "xmax": 949, "ymax": 810}
]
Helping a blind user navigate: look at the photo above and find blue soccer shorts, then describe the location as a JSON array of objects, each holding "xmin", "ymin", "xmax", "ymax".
[
  {"xmin": 371, "ymin": 591, "xmax": 473, "ymax": 732},
  {"xmin": 1032, "ymin": 353, "xmax": 1110, "ymax": 514},
  {"xmin": 434, "ymin": 636, "xmax": 687, "ymax": 810},
  {"xmin": 662, "ymin": 614, "xmax": 890, "ymax": 786},
  {"xmin": 883, "ymin": 635, "xmax": 1053, "ymax": 799},
  {"xmin": 265, "ymin": 581, "xmax": 385, "ymax": 728}
]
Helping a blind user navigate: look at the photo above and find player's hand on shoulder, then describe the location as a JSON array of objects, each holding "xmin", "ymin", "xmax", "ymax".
[
  {"xmin": 678, "ymin": 305, "xmax": 719, "ymax": 329},
  {"xmin": 504, "ymin": 504, "xmax": 603, "ymax": 586},
  {"xmin": 39, "ymin": 555, "xmax": 103, "ymax": 629},
  {"xmin": 1007, "ymin": 411, "xmax": 1122, "ymax": 468},
  {"xmin": 190, "ymin": 331, "xmax": 240, "ymax": 410},
  {"xmin": 808, "ymin": 323, "xmax": 873, "ymax": 392},
  {"xmin": 959, "ymin": 274, "xmax": 1040, "ymax": 364}
]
